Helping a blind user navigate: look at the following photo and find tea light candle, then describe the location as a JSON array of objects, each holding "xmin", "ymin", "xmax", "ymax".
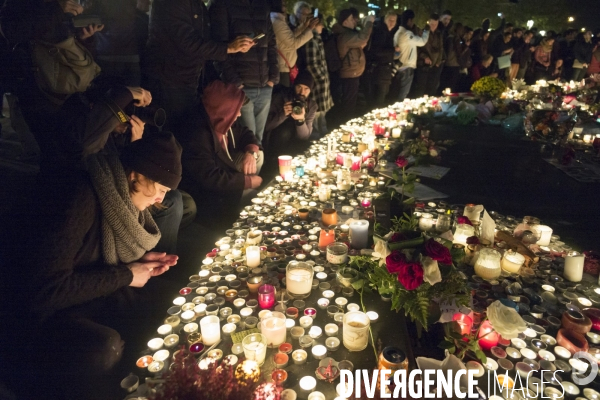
[
  {"xmin": 304, "ymin": 308, "xmax": 317, "ymax": 318},
  {"xmin": 511, "ymin": 338, "xmax": 527, "ymax": 349},
  {"xmin": 136, "ymin": 355, "xmax": 153, "ymax": 368},
  {"xmin": 292, "ymin": 349, "xmax": 308, "ymax": 364},
  {"xmin": 347, "ymin": 303, "xmax": 360, "ymax": 312},
  {"xmin": 157, "ymin": 324, "xmax": 172, "ymax": 336},
  {"xmin": 181, "ymin": 310, "xmax": 196, "ymax": 323},
  {"xmin": 366, "ymin": 311, "xmax": 379, "ymax": 323},
  {"xmin": 299, "ymin": 376, "xmax": 317, "ymax": 391},
  {"xmin": 520, "ymin": 348, "xmax": 536, "ymax": 360},
  {"xmin": 553, "ymin": 346, "xmax": 571, "ymax": 359},
  {"xmin": 173, "ymin": 296, "xmax": 186, "ymax": 306},
  {"xmin": 309, "ymin": 326, "xmax": 322, "ymax": 339},
  {"xmin": 483, "ymin": 358, "xmax": 498, "ymax": 371},
  {"xmin": 281, "ymin": 389, "xmax": 297, "ymax": 400},
  {"xmin": 466, "ymin": 361, "xmax": 485, "ymax": 377},
  {"xmin": 163, "ymin": 334, "xmax": 179, "ymax": 348},
  {"xmin": 299, "ymin": 316, "xmax": 313, "ymax": 329},
  {"xmin": 311, "ymin": 344, "xmax": 327, "ymax": 359},
  {"xmin": 147, "ymin": 338, "xmax": 164, "ymax": 351},
  {"xmin": 501, "ymin": 251, "xmax": 525, "ymax": 274},
  {"xmin": 222, "ymin": 323, "xmax": 236, "ymax": 336},
  {"xmin": 184, "ymin": 323, "xmax": 199, "ymax": 333},
  {"xmin": 246, "ymin": 246, "xmax": 261, "ymax": 268},
  {"xmin": 538, "ymin": 349, "xmax": 555, "ymax": 361},
  {"xmin": 506, "ymin": 347, "xmax": 521, "ymax": 361},
  {"xmin": 325, "ymin": 323, "xmax": 339, "ymax": 336}
]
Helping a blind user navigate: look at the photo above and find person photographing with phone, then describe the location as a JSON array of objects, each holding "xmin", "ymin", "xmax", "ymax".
[
  {"xmin": 145, "ymin": 0, "xmax": 255, "ymax": 136},
  {"xmin": 270, "ymin": 0, "xmax": 317, "ymax": 87}
]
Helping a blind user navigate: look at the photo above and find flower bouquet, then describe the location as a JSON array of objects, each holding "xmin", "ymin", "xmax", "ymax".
[
  {"xmin": 524, "ymin": 109, "xmax": 576, "ymax": 141},
  {"xmin": 350, "ymin": 215, "xmax": 470, "ymax": 329},
  {"xmin": 439, "ymin": 301, "xmax": 527, "ymax": 363},
  {"xmin": 471, "ymin": 77, "xmax": 507, "ymax": 100},
  {"xmin": 151, "ymin": 351, "xmax": 280, "ymax": 400}
]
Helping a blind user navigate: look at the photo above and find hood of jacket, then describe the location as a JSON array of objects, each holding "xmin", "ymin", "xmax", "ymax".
[{"xmin": 202, "ymin": 81, "xmax": 246, "ymax": 143}]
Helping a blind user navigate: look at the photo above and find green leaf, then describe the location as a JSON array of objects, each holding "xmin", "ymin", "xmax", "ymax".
[
  {"xmin": 439, "ymin": 340, "xmax": 456, "ymax": 350},
  {"xmin": 475, "ymin": 350, "xmax": 487, "ymax": 364},
  {"xmin": 351, "ymin": 279, "xmax": 364, "ymax": 290}
]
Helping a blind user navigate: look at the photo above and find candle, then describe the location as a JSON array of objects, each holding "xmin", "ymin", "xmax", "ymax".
[
  {"xmin": 311, "ymin": 344, "xmax": 327, "ymax": 359},
  {"xmin": 260, "ymin": 311, "xmax": 287, "ymax": 348},
  {"xmin": 534, "ymin": 225, "xmax": 553, "ymax": 246},
  {"xmin": 246, "ymin": 246, "xmax": 261, "ymax": 268},
  {"xmin": 463, "ymin": 204, "xmax": 483, "ymax": 222},
  {"xmin": 452, "ymin": 313, "xmax": 473, "ymax": 336},
  {"xmin": 564, "ymin": 251, "xmax": 585, "ymax": 282},
  {"xmin": 391, "ymin": 128, "xmax": 401, "ymax": 138},
  {"xmin": 466, "ymin": 361, "xmax": 485, "ymax": 377},
  {"xmin": 478, "ymin": 320, "xmax": 499, "ymax": 351},
  {"xmin": 318, "ymin": 229, "xmax": 335, "ymax": 250},
  {"xmin": 236, "ymin": 359, "xmax": 261, "ymax": 382},
  {"xmin": 299, "ymin": 376, "xmax": 317, "ymax": 392},
  {"xmin": 501, "ymin": 251, "xmax": 525, "ymax": 274},
  {"xmin": 258, "ymin": 284, "xmax": 276, "ymax": 309},
  {"xmin": 147, "ymin": 338, "xmax": 164, "ymax": 351},
  {"xmin": 453, "ymin": 224, "xmax": 475, "ymax": 245},
  {"xmin": 325, "ymin": 323, "xmax": 339, "ymax": 336},
  {"xmin": 286, "ymin": 265, "xmax": 313, "ymax": 299},
  {"xmin": 351, "ymin": 156, "xmax": 361, "ymax": 171},
  {"xmin": 349, "ymin": 220, "xmax": 369, "ymax": 249},
  {"xmin": 242, "ymin": 333, "xmax": 267, "ymax": 366},
  {"xmin": 200, "ymin": 315, "xmax": 221, "ymax": 345}
]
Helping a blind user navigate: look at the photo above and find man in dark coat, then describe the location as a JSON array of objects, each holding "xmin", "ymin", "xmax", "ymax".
[
  {"xmin": 264, "ymin": 70, "xmax": 317, "ymax": 152},
  {"xmin": 365, "ymin": 11, "xmax": 397, "ymax": 107},
  {"xmin": 410, "ymin": 13, "xmax": 444, "ymax": 98},
  {"xmin": 178, "ymin": 80, "xmax": 263, "ymax": 221},
  {"xmin": 208, "ymin": 0, "xmax": 279, "ymax": 145},
  {"xmin": 144, "ymin": 0, "xmax": 254, "ymax": 133}
]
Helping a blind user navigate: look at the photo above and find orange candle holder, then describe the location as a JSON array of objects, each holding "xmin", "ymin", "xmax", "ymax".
[
  {"xmin": 322, "ymin": 208, "xmax": 338, "ymax": 226},
  {"xmin": 318, "ymin": 229, "xmax": 336, "ymax": 250}
]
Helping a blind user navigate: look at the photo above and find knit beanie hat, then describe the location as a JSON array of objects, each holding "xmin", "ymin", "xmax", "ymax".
[
  {"xmin": 294, "ymin": 70, "xmax": 314, "ymax": 91},
  {"xmin": 121, "ymin": 132, "xmax": 183, "ymax": 189},
  {"xmin": 338, "ymin": 9, "xmax": 354, "ymax": 25}
]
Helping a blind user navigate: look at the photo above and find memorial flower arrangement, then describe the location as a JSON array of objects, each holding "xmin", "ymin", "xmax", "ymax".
[
  {"xmin": 471, "ymin": 76, "xmax": 507, "ymax": 99},
  {"xmin": 524, "ymin": 109, "xmax": 576, "ymax": 141},
  {"xmin": 350, "ymin": 215, "xmax": 469, "ymax": 329},
  {"xmin": 151, "ymin": 351, "xmax": 280, "ymax": 400},
  {"xmin": 440, "ymin": 301, "xmax": 527, "ymax": 363}
]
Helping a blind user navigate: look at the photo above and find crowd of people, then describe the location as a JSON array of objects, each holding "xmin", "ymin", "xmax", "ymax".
[{"xmin": 0, "ymin": 0, "xmax": 599, "ymax": 398}]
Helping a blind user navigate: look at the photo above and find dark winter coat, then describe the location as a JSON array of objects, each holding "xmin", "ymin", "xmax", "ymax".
[
  {"xmin": 145, "ymin": 0, "xmax": 228, "ymax": 87},
  {"xmin": 366, "ymin": 20, "xmax": 396, "ymax": 84},
  {"xmin": 265, "ymin": 86, "xmax": 317, "ymax": 140},
  {"xmin": 208, "ymin": 0, "xmax": 279, "ymax": 88}
]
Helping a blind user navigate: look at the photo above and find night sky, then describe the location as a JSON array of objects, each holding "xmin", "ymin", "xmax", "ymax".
[{"xmin": 567, "ymin": 0, "xmax": 600, "ymax": 31}]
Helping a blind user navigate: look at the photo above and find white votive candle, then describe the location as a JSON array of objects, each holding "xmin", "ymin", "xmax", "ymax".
[
  {"xmin": 564, "ymin": 251, "xmax": 585, "ymax": 282},
  {"xmin": 246, "ymin": 246, "xmax": 261, "ymax": 268},
  {"xmin": 534, "ymin": 225, "xmax": 553, "ymax": 246},
  {"xmin": 147, "ymin": 338, "xmax": 164, "ymax": 351},
  {"xmin": 311, "ymin": 344, "xmax": 327, "ymax": 359},
  {"xmin": 200, "ymin": 315, "xmax": 221, "ymax": 345},
  {"xmin": 349, "ymin": 220, "xmax": 369, "ymax": 249},
  {"xmin": 157, "ymin": 324, "xmax": 172, "ymax": 336}
]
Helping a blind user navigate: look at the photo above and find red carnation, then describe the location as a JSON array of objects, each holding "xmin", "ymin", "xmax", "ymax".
[
  {"xmin": 457, "ymin": 216, "xmax": 473, "ymax": 226},
  {"xmin": 395, "ymin": 156, "xmax": 408, "ymax": 168},
  {"xmin": 389, "ymin": 232, "xmax": 407, "ymax": 243},
  {"xmin": 424, "ymin": 238, "xmax": 453, "ymax": 265},
  {"xmin": 386, "ymin": 250, "xmax": 408, "ymax": 274},
  {"xmin": 397, "ymin": 261, "xmax": 424, "ymax": 290},
  {"xmin": 466, "ymin": 236, "xmax": 480, "ymax": 245}
]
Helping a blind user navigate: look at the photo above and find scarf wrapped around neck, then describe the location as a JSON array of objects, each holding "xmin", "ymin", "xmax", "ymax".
[{"xmin": 86, "ymin": 154, "xmax": 161, "ymax": 265}]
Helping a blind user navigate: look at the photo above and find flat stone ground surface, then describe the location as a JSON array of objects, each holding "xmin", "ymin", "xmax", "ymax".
[{"xmin": 1, "ymin": 103, "xmax": 599, "ymax": 398}]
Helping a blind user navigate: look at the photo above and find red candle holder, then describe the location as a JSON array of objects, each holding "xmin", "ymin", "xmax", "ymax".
[
  {"xmin": 452, "ymin": 313, "xmax": 473, "ymax": 336},
  {"xmin": 361, "ymin": 198, "xmax": 372, "ymax": 208},
  {"xmin": 478, "ymin": 320, "xmax": 499, "ymax": 351},
  {"xmin": 258, "ymin": 284, "xmax": 276, "ymax": 309},
  {"xmin": 179, "ymin": 287, "xmax": 192, "ymax": 295}
]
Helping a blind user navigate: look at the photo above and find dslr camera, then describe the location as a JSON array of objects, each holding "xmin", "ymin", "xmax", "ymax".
[
  {"xmin": 125, "ymin": 104, "xmax": 167, "ymax": 128},
  {"xmin": 291, "ymin": 98, "xmax": 306, "ymax": 116}
]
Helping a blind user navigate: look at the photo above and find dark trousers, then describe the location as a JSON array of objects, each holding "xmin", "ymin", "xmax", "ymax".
[
  {"xmin": 440, "ymin": 66, "xmax": 460, "ymax": 93},
  {"xmin": 279, "ymin": 72, "xmax": 291, "ymax": 87},
  {"xmin": 572, "ymin": 67, "xmax": 587, "ymax": 82},
  {"xmin": 150, "ymin": 189, "xmax": 183, "ymax": 254},
  {"xmin": 340, "ymin": 77, "xmax": 360, "ymax": 117},
  {"xmin": 394, "ymin": 68, "xmax": 414, "ymax": 101},
  {"xmin": 410, "ymin": 66, "xmax": 442, "ymax": 98}
]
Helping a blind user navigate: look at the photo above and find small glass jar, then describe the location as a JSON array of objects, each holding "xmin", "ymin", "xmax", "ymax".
[
  {"xmin": 286, "ymin": 261, "xmax": 314, "ymax": 299},
  {"xmin": 501, "ymin": 250, "xmax": 525, "ymax": 274},
  {"xmin": 418, "ymin": 213, "xmax": 435, "ymax": 232},
  {"xmin": 327, "ymin": 242, "xmax": 348, "ymax": 265},
  {"xmin": 436, "ymin": 214, "xmax": 451, "ymax": 233},
  {"xmin": 474, "ymin": 248, "xmax": 502, "ymax": 280}
]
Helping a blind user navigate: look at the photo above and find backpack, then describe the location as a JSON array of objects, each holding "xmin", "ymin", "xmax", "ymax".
[
  {"xmin": 31, "ymin": 36, "xmax": 101, "ymax": 103},
  {"xmin": 324, "ymin": 34, "xmax": 343, "ymax": 73}
]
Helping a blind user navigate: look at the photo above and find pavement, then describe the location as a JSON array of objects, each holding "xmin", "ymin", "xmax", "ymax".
[{"xmin": 1, "ymin": 97, "xmax": 599, "ymax": 399}]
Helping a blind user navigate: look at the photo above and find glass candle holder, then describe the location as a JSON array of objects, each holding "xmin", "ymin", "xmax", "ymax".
[
  {"xmin": 342, "ymin": 311, "xmax": 370, "ymax": 351},
  {"xmin": 258, "ymin": 284, "xmax": 276, "ymax": 309},
  {"xmin": 453, "ymin": 224, "xmax": 475, "ymax": 245},
  {"xmin": 501, "ymin": 250, "xmax": 525, "ymax": 274},
  {"xmin": 327, "ymin": 242, "xmax": 349, "ymax": 265},
  {"xmin": 261, "ymin": 311, "xmax": 287, "ymax": 348},
  {"xmin": 286, "ymin": 261, "xmax": 314, "ymax": 299},
  {"xmin": 474, "ymin": 248, "xmax": 502, "ymax": 280},
  {"xmin": 242, "ymin": 333, "xmax": 267, "ymax": 366}
]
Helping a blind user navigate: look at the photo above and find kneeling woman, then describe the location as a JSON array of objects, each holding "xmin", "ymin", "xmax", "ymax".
[{"xmin": 3, "ymin": 132, "xmax": 182, "ymax": 397}]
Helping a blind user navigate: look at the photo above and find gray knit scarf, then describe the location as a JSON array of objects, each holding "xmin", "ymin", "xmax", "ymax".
[{"xmin": 86, "ymin": 154, "xmax": 161, "ymax": 265}]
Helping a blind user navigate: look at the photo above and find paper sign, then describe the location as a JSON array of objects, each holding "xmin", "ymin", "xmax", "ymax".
[{"xmin": 481, "ymin": 210, "xmax": 496, "ymax": 245}]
